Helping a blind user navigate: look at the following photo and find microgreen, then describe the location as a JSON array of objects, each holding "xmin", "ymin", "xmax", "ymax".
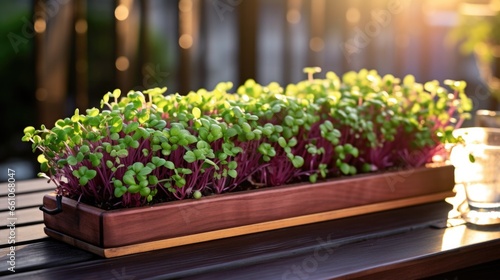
[{"xmin": 23, "ymin": 68, "xmax": 472, "ymax": 209}]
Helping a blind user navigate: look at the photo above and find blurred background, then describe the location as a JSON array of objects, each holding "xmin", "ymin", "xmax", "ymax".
[{"xmin": 1, "ymin": 0, "xmax": 500, "ymax": 180}]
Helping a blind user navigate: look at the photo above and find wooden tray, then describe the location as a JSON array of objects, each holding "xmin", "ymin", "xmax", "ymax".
[{"xmin": 42, "ymin": 164, "xmax": 455, "ymax": 258}]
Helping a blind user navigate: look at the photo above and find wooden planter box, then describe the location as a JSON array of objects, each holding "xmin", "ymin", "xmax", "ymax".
[{"xmin": 42, "ymin": 164, "xmax": 455, "ymax": 258}]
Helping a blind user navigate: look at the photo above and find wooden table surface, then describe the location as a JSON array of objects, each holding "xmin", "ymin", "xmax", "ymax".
[{"xmin": 1, "ymin": 179, "xmax": 500, "ymax": 279}]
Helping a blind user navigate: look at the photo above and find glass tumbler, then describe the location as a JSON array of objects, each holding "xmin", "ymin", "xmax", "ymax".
[{"xmin": 450, "ymin": 127, "xmax": 500, "ymax": 224}]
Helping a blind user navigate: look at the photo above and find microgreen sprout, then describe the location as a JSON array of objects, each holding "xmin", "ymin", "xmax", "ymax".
[
  {"xmin": 303, "ymin": 67, "xmax": 322, "ymax": 82},
  {"xmin": 23, "ymin": 69, "xmax": 472, "ymax": 209}
]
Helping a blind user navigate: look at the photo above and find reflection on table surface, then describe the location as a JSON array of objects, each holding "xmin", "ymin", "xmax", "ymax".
[{"xmin": 441, "ymin": 183, "xmax": 500, "ymax": 251}]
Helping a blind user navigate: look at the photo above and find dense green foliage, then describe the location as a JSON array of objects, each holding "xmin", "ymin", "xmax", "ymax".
[{"xmin": 23, "ymin": 69, "xmax": 472, "ymax": 209}]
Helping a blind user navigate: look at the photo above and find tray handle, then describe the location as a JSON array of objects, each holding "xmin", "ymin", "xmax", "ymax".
[{"xmin": 40, "ymin": 194, "xmax": 63, "ymax": 215}]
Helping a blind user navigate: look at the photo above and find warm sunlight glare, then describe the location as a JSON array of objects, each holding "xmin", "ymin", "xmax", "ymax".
[
  {"xmin": 75, "ymin": 19, "xmax": 88, "ymax": 34},
  {"xmin": 179, "ymin": 34, "xmax": 193, "ymax": 49},
  {"xmin": 346, "ymin": 7, "xmax": 361, "ymax": 24},
  {"xmin": 287, "ymin": 9, "xmax": 301, "ymax": 24},
  {"xmin": 115, "ymin": 56, "xmax": 130, "ymax": 71},
  {"xmin": 34, "ymin": 19, "xmax": 46, "ymax": 33},
  {"xmin": 115, "ymin": 4, "xmax": 129, "ymax": 21}
]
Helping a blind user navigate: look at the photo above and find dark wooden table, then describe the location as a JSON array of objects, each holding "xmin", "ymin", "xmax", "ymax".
[{"xmin": 1, "ymin": 179, "xmax": 500, "ymax": 279}]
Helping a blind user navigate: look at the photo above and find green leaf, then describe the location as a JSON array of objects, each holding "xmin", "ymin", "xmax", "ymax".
[
  {"xmin": 241, "ymin": 122, "xmax": 251, "ymax": 133},
  {"xmin": 89, "ymin": 153, "xmax": 102, "ymax": 167},
  {"xmin": 245, "ymin": 131, "xmax": 255, "ymax": 140},
  {"xmin": 180, "ymin": 168, "xmax": 193, "ymax": 175},
  {"xmin": 134, "ymin": 175, "xmax": 144, "ymax": 186},
  {"xmin": 79, "ymin": 177, "xmax": 89, "ymax": 186},
  {"xmin": 340, "ymin": 163, "xmax": 350, "ymax": 175},
  {"xmin": 131, "ymin": 163, "xmax": 145, "ymax": 175},
  {"xmin": 138, "ymin": 167, "xmax": 153, "ymax": 176},
  {"xmin": 291, "ymin": 156, "xmax": 304, "ymax": 168},
  {"xmin": 309, "ymin": 173, "xmax": 318, "ymax": 183},
  {"xmin": 137, "ymin": 110, "xmax": 150, "ymax": 123},
  {"xmin": 184, "ymin": 151, "xmax": 196, "ymax": 163},
  {"xmin": 165, "ymin": 161, "xmax": 175, "ymax": 169},
  {"xmin": 350, "ymin": 147, "xmax": 359, "ymax": 157},
  {"xmin": 112, "ymin": 89, "xmax": 121, "ymax": 99},
  {"xmin": 76, "ymin": 152, "xmax": 84, "ymax": 163},
  {"xmin": 109, "ymin": 132, "xmax": 120, "ymax": 141},
  {"xmin": 40, "ymin": 162, "xmax": 49, "ymax": 172},
  {"xmin": 278, "ymin": 137, "xmax": 287, "ymax": 148},
  {"xmin": 218, "ymin": 152, "xmax": 228, "ymax": 160},
  {"xmin": 228, "ymin": 169, "xmax": 237, "ymax": 178},
  {"xmin": 128, "ymin": 184, "xmax": 141, "ymax": 193},
  {"xmin": 185, "ymin": 135, "xmax": 198, "ymax": 144},
  {"xmin": 124, "ymin": 122, "xmax": 140, "ymax": 134},
  {"xmin": 116, "ymin": 149, "xmax": 129, "ymax": 158},
  {"xmin": 23, "ymin": 126, "xmax": 35, "ymax": 136},
  {"xmin": 113, "ymin": 179, "xmax": 123, "ymax": 188},
  {"xmin": 67, "ymin": 156, "xmax": 78, "ymax": 166},
  {"xmin": 258, "ymin": 143, "xmax": 267, "ymax": 154},
  {"xmin": 469, "ymin": 153, "xmax": 475, "ymax": 163},
  {"xmin": 102, "ymin": 93, "xmax": 110, "ymax": 104},
  {"xmin": 272, "ymin": 104, "xmax": 281, "ymax": 113},
  {"xmin": 192, "ymin": 107, "xmax": 202, "ymax": 119},
  {"xmin": 228, "ymin": 161, "xmax": 237, "ymax": 169},
  {"xmin": 71, "ymin": 108, "xmax": 81, "ymax": 122},
  {"xmin": 204, "ymin": 158, "xmax": 219, "ymax": 169},
  {"xmin": 148, "ymin": 175, "xmax": 159, "ymax": 185},
  {"xmin": 344, "ymin": 144, "xmax": 354, "ymax": 153},
  {"xmin": 262, "ymin": 127, "xmax": 273, "ymax": 136},
  {"xmin": 283, "ymin": 127, "xmax": 293, "ymax": 139},
  {"xmin": 140, "ymin": 187, "xmax": 151, "ymax": 197},
  {"xmin": 114, "ymin": 187, "xmax": 126, "ymax": 198},
  {"xmin": 334, "ymin": 145, "xmax": 344, "ymax": 154},
  {"xmin": 175, "ymin": 177, "xmax": 186, "ymax": 188},
  {"xmin": 37, "ymin": 154, "xmax": 48, "ymax": 163},
  {"xmin": 78, "ymin": 166, "xmax": 88, "ymax": 176},
  {"xmin": 57, "ymin": 159, "xmax": 68, "ymax": 167},
  {"xmin": 80, "ymin": 145, "xmax": 90, "ymax": 154},
  {"xmin": 123, "ymin": 174, "xmax": 136, "ymax": 185},
  {"xmin": 85, "ymin": 169, "xmax": 97, "ymax": 180},
  {"xmin": 307, "ymin": 146, "xmax": 317, "ymax": 154},
  {"xmin": 193, "ymin": 190, "xmax": 202, "ymax": 199},
  {"xmin": 284, "ymin": 115, "xmax": 294, "ymax": 126},
  {"xmin": 349, "ymin": 166, "xmax": 357, "ymax": 175},
  {"xmin": 170, "ymin": 126, "xmax": 181, "ymax": 136},
  {"xmin": 323, "ymin": 120, "xmax": 333, "ymax": 131},
  {"xmin": 361, "ymin": 163, "xmax": 372, "ymax": 173}
]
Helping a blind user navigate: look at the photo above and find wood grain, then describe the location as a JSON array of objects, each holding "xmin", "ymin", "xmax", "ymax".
[
  {"xmin": 3, "ymin": 202, "xmax": 500, "ymax": 280},
  {"xmin": 45, "ymin": 191, "xmax": 454, "ymax": 258},
  {"xmin": 0, "ymin": 191, "xmax": 49, "ymax": 211},
  {"xmin": 178, "ymin": 225, "xmax": 500, "ymax": 280},
  {"xmin": 42, "ymin": 165, "xmax": 455, "ymax": 250},
  {"xmin": 0, "ymin": 224, "xmax": 47, "ymax": 248},
  {"xmin": 0, "ymin": 178, "xmax": 55, "ymax": 196},
  {"xmin": 2, "ymin": 172, "xmax": 499, "ymax": 279},
  {"xmin": 0, "ymin": 240, "xmax": 96, "ymax": 276},
  {"xmin": 42, "ymin": 194, "xmax": 104, "ymax": 247},
  {"xmin": 0, "ymin": 207, "xmax": 43, "ymax": 227}
]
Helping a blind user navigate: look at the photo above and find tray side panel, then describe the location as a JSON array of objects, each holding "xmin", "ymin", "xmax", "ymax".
[
  {"xmin": 44, "ymin": 190, "xmax": 454, "ymax": 258},
  {"xmin": 42, "ymin": 193, "xmax": 104, "ymax": 246},
  {"xmin": 100, "ymin": 165, "xmax": 454, "ymax": 247}
]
